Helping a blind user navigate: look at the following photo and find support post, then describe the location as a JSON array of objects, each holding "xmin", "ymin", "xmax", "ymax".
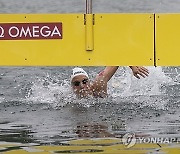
[
  {"xmin": 86, "ymin": 0, "xmax": 92, "ymax": 14},
  {"xmin": 85, "ymin": 0, "xmax": 94, "ymax": 51}
]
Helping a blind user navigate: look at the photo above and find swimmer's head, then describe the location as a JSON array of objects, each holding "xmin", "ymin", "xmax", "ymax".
[
  {"xmin": 71, "ymin": 67, "xmax": 91, "ymax": 98},
  {"xmin": 71, "ymin": 67, "xmax": 89, "ymax": 82}
]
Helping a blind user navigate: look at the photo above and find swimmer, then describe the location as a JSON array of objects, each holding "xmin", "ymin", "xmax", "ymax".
[{"xmin": 71, "ymin": 66, "xmax": 149, "ymax": 98}]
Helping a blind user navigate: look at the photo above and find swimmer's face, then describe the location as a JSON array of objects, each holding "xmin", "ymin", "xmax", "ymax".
[{"xmin": 71, "ymin": 75, "xmax": 91, "ymax": 98}]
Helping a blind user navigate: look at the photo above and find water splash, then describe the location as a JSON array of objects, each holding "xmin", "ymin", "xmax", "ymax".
[
  {"xmin": 23, "ymin": 67, "xmax": 177, "ymax": 110},
  {"xmin": 0, "ymin": 97, "xmax": 5, "ymax": 103},
  {"xmin": 25, "ymin": 73, "xmax": 73, "ymax": 108},
  {"xmin": 109, "ymin": 66, "xmax": 172, "ymax": 98}
]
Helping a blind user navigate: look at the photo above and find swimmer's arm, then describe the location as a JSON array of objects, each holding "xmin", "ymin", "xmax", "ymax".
[
  {"xmin": 95, "ymin": 66, "xmax": 119, "ymax": 82},
  {"xmin": 95, "ymin": 66, "xmax": 149, "ymax": 82},
  {"xmin": 91, "ymin": 67, "xmax": 118, "ymax": 96}
]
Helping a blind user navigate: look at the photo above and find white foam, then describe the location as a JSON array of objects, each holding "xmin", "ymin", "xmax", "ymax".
[{"xmin": 108, "ymin": 66, "xmax": 173, "ymax": 97}]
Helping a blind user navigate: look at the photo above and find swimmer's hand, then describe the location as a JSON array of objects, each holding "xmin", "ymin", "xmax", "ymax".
[{"xmin": 129, "ymin": 66, "xmax": 149, "ymax": 79}]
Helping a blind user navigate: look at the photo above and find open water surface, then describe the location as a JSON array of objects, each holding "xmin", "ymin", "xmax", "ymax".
[{"xmin": 0, "ymin": 66, "xmax": 179, "ymax": 146}]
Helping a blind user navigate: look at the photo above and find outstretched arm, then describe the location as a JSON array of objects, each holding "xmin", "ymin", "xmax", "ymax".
[
  {"xmin": 92, "ymin": 66, "xmax": 148, "ymax": 97},
  {"xmin": 95, "ymin": 66, "xmax": 119, "ymax": 82},
  {"xmin": 94, "ymin": 66, "xmax": 149, "ymax": 84},
  {"xmin": 91, "ymin": 66, "xmax": 119, "ymax": 97}
]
